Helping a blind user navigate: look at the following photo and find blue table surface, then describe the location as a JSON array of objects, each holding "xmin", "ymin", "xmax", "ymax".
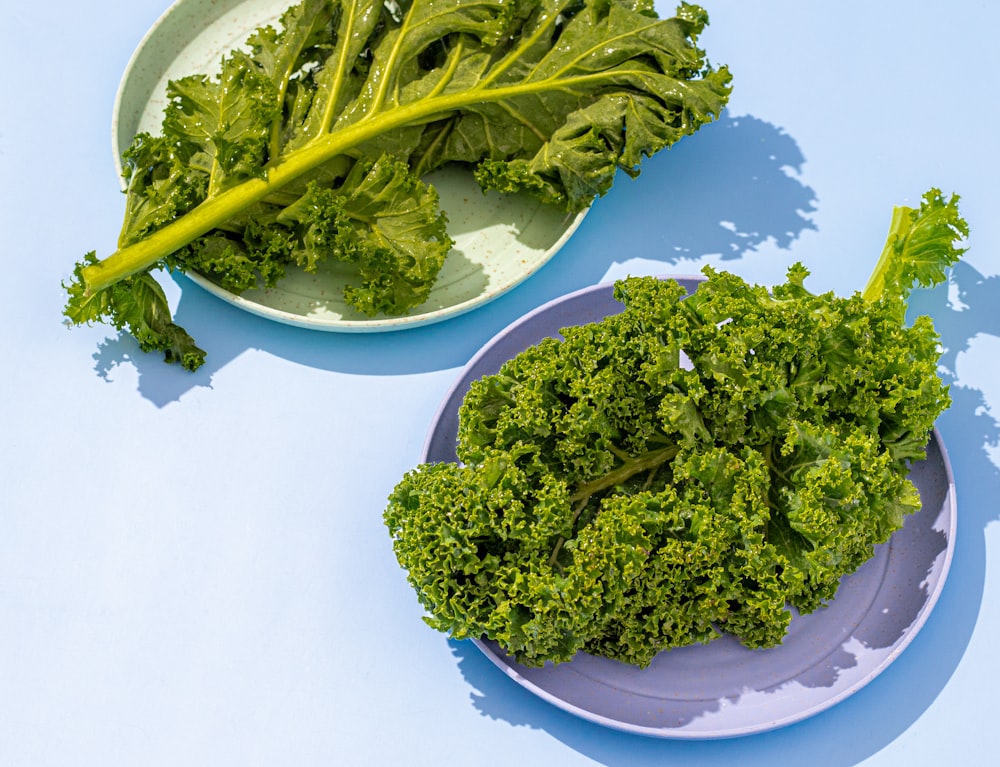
[{"xmin": 2, "ymin": 1, "xmax": 997, "ymax": 764}]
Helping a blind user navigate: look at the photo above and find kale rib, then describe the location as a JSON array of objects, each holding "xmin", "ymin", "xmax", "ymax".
[{"xmin": 81, "ymin": 100, "xmax": 440, "ymax": 293}]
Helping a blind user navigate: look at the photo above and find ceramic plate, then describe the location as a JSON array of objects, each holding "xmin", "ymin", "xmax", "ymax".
[
  {"xmin": 111, "ymin": 0, "xmax": 588, "ymax": 331},
  {"xmin": 422, "ymin": 277, "xmax": 957, "ymax": 739}
]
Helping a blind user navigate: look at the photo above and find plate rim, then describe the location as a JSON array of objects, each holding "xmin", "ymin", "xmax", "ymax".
[{"xmin": 421, "ymin": 275, "xmax": 958, "ymax": 739}]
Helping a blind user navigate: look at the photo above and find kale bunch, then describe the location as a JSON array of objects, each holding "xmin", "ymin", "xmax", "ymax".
[{"xmin": 385, "ymin": 190, "xmax": 967, "ymax": 667}]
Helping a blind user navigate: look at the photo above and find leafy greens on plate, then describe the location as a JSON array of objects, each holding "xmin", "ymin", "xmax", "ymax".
[
  {"xmin": 63, "ymin": 0, "xmax": 731, "ymax": 370},
  {"xmin": 384, "ymin": 189, "xmax": 968, "ymax": 668}
]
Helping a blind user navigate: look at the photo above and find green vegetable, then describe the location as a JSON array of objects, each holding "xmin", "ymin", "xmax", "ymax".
[
  {"xmin": 63, "ymin": 0, "xmax": 731, "ymax": 370},
  {"xmin": 384, "ymin": 189, "xmax": 967, "ymax": 668}
]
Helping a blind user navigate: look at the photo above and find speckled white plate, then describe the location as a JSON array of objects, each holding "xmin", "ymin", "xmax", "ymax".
[
  {"xmin": 423, "ymin": 278, "xmax": 958, "ymax": 738},
  {"xmin": 111, "ymin": 0, "xmax": 588, "ymax": 331}
]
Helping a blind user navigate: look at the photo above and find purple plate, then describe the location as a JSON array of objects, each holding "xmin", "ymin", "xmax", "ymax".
[{"xmin": 422, "ymin": 277, "xmax": 956, "ymax": 739}]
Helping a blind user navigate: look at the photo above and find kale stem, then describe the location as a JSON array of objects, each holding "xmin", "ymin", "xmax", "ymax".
[
  {"xmin": 319, "ymin": 1, "xmax": 361, "ymax": 135},
  {"xmin": 569, "ymin": 444, "xmax": 680, "ymax": 504},
  {"xmin": 547, "ymin": 444, "xmax": 678, "ymax": 569},
  {"xmin": 548, "ymin": 496, "xmax": 590, "ymax": 569},
  {"xmin": 861, "ymin": 205, "xmax": 909, "ymax": 303},
  {"xmin": 80, "ymin": 106, "xmax": 421, "ymax": 292},
  {"xmin": 79, "ymin": 73, "xmax": 635, "ymax": 294},
  {"xmin": 425, "ymin": 39, "xmax": 465, "ymax": 100},
  {"xmin": 607, "ymin": 443, "xmax": 632, "ymax": 462},
  {"xmin": 641, "ymin": 463, "xmax": 662, "ymax": 492}
]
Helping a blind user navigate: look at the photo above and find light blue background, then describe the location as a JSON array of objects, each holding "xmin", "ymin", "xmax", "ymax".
[{"xmin": 2, "ymin": 1, "xmax": 997, "ymax": 764}]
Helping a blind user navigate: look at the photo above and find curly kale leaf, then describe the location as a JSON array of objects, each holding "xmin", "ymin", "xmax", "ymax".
[
  {"xmin": 385, "ymin": 190, "xmax": 966, "ymax": 667},
  {"xmin": 64, "ymin": 0, "xmax": 731, "ymax": 369}
]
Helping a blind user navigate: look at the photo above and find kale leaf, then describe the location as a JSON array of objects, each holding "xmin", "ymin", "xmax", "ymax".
[
  {"xmin": 64, "ymin": 0, "xmax": 731, "ymax": 369},
  {"xmin": 384, "ymin": 189, "xmax": 967, "ymax": 667}
]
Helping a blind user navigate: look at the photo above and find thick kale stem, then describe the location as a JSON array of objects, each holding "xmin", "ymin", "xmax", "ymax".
[
  {"xmin": 80, "ymin": 101, "xmax": 430, "ymax": 292},
  {"xmin": 78, "ymin": 76, "xmax": 612, "ymax": 294},
  {"xmin": 861, "ymin": 205, "xmax": 909, "ymax": 303}
]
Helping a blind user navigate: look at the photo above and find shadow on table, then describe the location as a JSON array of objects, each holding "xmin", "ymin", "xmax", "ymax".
[
  {"xmin": 446, "ymin": 262, "xmax": 1000, "ymax": 766},
  {"xmin": 87, "ymin": 111, "xmax": 817, "ymax": 407}
]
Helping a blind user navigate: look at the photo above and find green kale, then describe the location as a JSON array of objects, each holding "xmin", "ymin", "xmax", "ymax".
[
  {"xmin": 63, "ymin": 0, "xmax": 731, "ymax": 370},
  {"xmin": 384, "ymin": 189, "xmax": 967, "ymax": 667}
]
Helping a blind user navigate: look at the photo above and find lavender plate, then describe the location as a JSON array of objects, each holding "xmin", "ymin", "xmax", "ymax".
[{"xmin": 422, "ymin": 277, "xmax": 956, "ymax": 739}]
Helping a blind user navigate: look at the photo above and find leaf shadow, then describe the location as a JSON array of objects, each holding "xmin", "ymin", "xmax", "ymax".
[
  {"xmin": 88, "ymin": 110, "xmax": 817, "ymax": 407},
  {"xmin": 443, "ymin": 262, "xmax": 1000, "ymax": 766},
  {"xmin": 575, "ymin": 110, "xmax": 819, "ymax": 263}
]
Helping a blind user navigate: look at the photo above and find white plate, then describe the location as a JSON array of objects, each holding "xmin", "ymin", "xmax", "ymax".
[
  {"xmin": 111, "ymin": 0, "xmax": 588, "ymax": 331},
  {"xmin": 423, "ymin": 278, "xmax": 958, "ymax": 738}
]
